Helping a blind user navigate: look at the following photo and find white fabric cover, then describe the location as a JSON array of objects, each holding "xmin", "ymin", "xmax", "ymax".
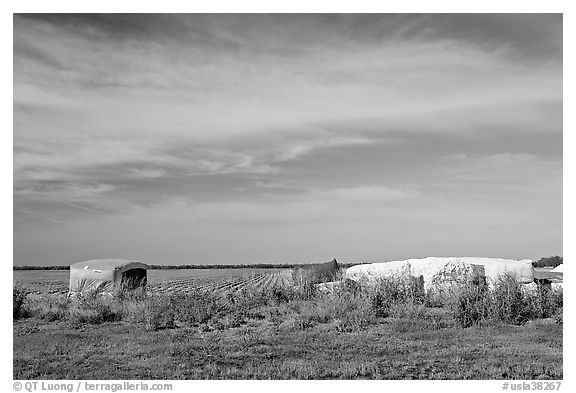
[
  {"xmin": 345, "ymin": 256, "xmax": 533, "ymax": 290},
  {"xmin": 452, "ymin": 257, "xmax": 534, "ymax": 284},
  {"xmin": 344, "ymin": 260, "xmax": 411, "ymax": 283},
  {"xmin": 409, "ymin": 258, "xmax": 485, "ymax": 291},
  {"xmin": 551, "ymin": 264, "xmax": 563, "ymax": 273},
  {"xmin": 69, "ymin": 259, "xmax": 148, "ymax": 295},
  {"xmin": 315, "ymin": 281, "xmax": 342, "ymax": 294}
]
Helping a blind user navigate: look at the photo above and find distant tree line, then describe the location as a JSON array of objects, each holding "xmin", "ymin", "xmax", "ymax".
[
  {"xmin": 13, "ymin": 265, "xmax": 70, "ymax": 270},
  {"xmin": 14, "ymin": 261, "xmax": 364, "ymax": 270},
  {"xmin": 532, "ymin": 256, "xmax": 563, "ymax": 268}
]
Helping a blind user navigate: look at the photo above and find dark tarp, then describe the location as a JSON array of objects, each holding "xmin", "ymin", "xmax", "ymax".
[{"xmin": 292, "ymin": 258, "xmax": 339, "ymax": 284}]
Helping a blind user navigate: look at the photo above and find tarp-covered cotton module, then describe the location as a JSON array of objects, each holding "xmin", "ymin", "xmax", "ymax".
[
  {"xmin": 292, "ymin": 259, "xmax": 339, "ymax": 285},
  {"xmin": 344, "ymin": 256, "xmax": 533, "ymax": 289},
  {"xmin": 69, "ymin": 259, "xmax": 148, "ymax": 295}
]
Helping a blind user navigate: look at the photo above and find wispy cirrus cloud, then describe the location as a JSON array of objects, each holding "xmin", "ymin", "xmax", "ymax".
[{"xmin": 13, "ymin": 14, "xmax": 562, "ymax": 265}]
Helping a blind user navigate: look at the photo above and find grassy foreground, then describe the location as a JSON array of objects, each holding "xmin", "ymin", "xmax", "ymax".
[
  {"xmin": 13, "ymin": 315, "xmax": 562, "ymax": 379},
  {"xmin": 13, "ymin": 277, "xmax": 563, "ymax": 380}
]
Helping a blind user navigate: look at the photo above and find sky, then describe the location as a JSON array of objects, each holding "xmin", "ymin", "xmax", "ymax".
[{"xmin": 13, "ymin": 14, "xmax": 563, "ymax": 266}]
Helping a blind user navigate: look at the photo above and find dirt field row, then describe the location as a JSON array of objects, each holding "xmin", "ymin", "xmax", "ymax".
[{"xmin": 13, "ymin": 269, "xmax": 294, "ymax": 296}]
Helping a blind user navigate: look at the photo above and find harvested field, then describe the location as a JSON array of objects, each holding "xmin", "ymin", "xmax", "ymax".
[{"xmin": 13, "ymin": 269, "xmax": 293, "ymax": 297}]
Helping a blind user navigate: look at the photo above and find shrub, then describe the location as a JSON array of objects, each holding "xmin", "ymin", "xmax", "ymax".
[
  {"xmin": 68, "ymin": 292, "xmax": 121, "ymax": 325},
  {"xmin": 121, "ymin": 290, "xmax": 224, "ymax": 330},
  {"xmin": 143, "ymin": 295, "xmax": 177, "ymax": 331},
  {"xmin": 553, "ymin": 307, "xmax": 563, "ymax": 325},
  {"xmin": 483, "ymin": 275, "xmax": 564, "ymax": 325},
  {"xmin": 292, "ymin": 280, "xmax": 318, "ymax": 300},
  {"xmin": 423, "ymin": 289, "xmax": 448, "ymax": 308},
  {"xmin": 280, "ymin": 286, "xmax": 374, "ymax": 332},
  {"xmin": 444, "ymin": 275, "xmax": 563, "ymax": 328},
  {"xmin": 448, "ymin": 283, "xmax": 489, "ymax": 328},
  {"xmin": 530, "ymin": 285, "xmax": 562, "ymax": 319},
  {"xmin": 546, "ymin": 287, "xmax": 563, "ymax": 315},
  {"xmin": 389, "ymin": 300, "xmax": 427, "ymax": 320},
  {"xmin": 114, "ymin": 287, "xmax": 148, "ymax": 302},
  {"xmin": 19, "ymin": 271, "xmax": 562, "ymax": 333},
  {"xmin": 120, "ymin": 293, "xmax": 177, "ymax": 331},
  {"xmin": 334, "ymin": 308, "xmax": 373, "ymax": 332},
  {"xmin": 228, "ymin": 288, "xmax": 270, "ymax": 311},
  {"xmin": 281, "ymin": 276, "xmax": 434, "ymax": 332},
  {"xmin": 172, "ymin": 291, "xmax": 224, "ymax": 326},
  {"xmin": 266, "ymin": 284, "xmax": 296, "ymax": 303},
  {"xmin": 13, "ymin": 285, "xmax": 29, "ymax": 319},
  {"xmin": 27, "ymin": 296, "xmax": 69, "ymax": 321},
  {"xmin": 120, "ymin": 296, "xmax": 150, "ymax": 324},
  {"xmin": 366, "ymin": 277, "xmax": 424, "ymax": 318},
  {"xmin": 330, "ymin": 292, "xmax": 373, "ymax": 332},
  {"xmin": 488, "ymin": 274, "xmax": 528, "ymax": 324}
]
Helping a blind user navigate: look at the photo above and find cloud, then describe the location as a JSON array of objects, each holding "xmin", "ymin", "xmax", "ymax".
[
  {"xmin": 325, "ymin": 186, "xmax": 418, "ymax": 203},
  {"xmin": 438, "ymin": 152, "xmax": 561, "ymax": 187},
  {"xmin": 275, "ymin": 136, "xmax": 373, "ymax": 161},
  {"xmin": 115, "ymin": 184, "xmax": 419, "ymax": 228},
  {"xmin": 15, "ymin": 182, "xmax": 116, "ymax": 200},
  {"xmin": 13, "ymin": 14, "xmax": 562, "ymax": 264},
  {"xmin": 127, "ymin": 168, "xmax": 167, "ymax": 179}
]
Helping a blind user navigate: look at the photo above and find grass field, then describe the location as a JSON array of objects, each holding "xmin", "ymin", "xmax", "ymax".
[
  {"xmin": 14, "ymin": 314, "xmax": 562, "ymax": 379},
  {"xmin": 13, "ymin": 268, "xmax": 563, "ymax": 380}
]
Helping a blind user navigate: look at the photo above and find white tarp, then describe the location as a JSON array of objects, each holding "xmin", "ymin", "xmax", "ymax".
[
  {"xmin": 69, "ymin": 259, "xmax": 148, "ymax": 295},
  {"xmin": 409, "ymin": 258, "xmax": 485, "ymax": 291},
  {"xmin": 344, "ymin": 260, "xmax": 411, "ymax": 283},
  {"xmin": 551, "ymin": 264, "xmax": 563, "ymax": 273},
  {"xmin": 453, "ymin": 257, "xmax": 534, "ymax": 284},
  {"xmin": 344, "ymin": 256, "xmax": 533, "ymax": 290}
]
